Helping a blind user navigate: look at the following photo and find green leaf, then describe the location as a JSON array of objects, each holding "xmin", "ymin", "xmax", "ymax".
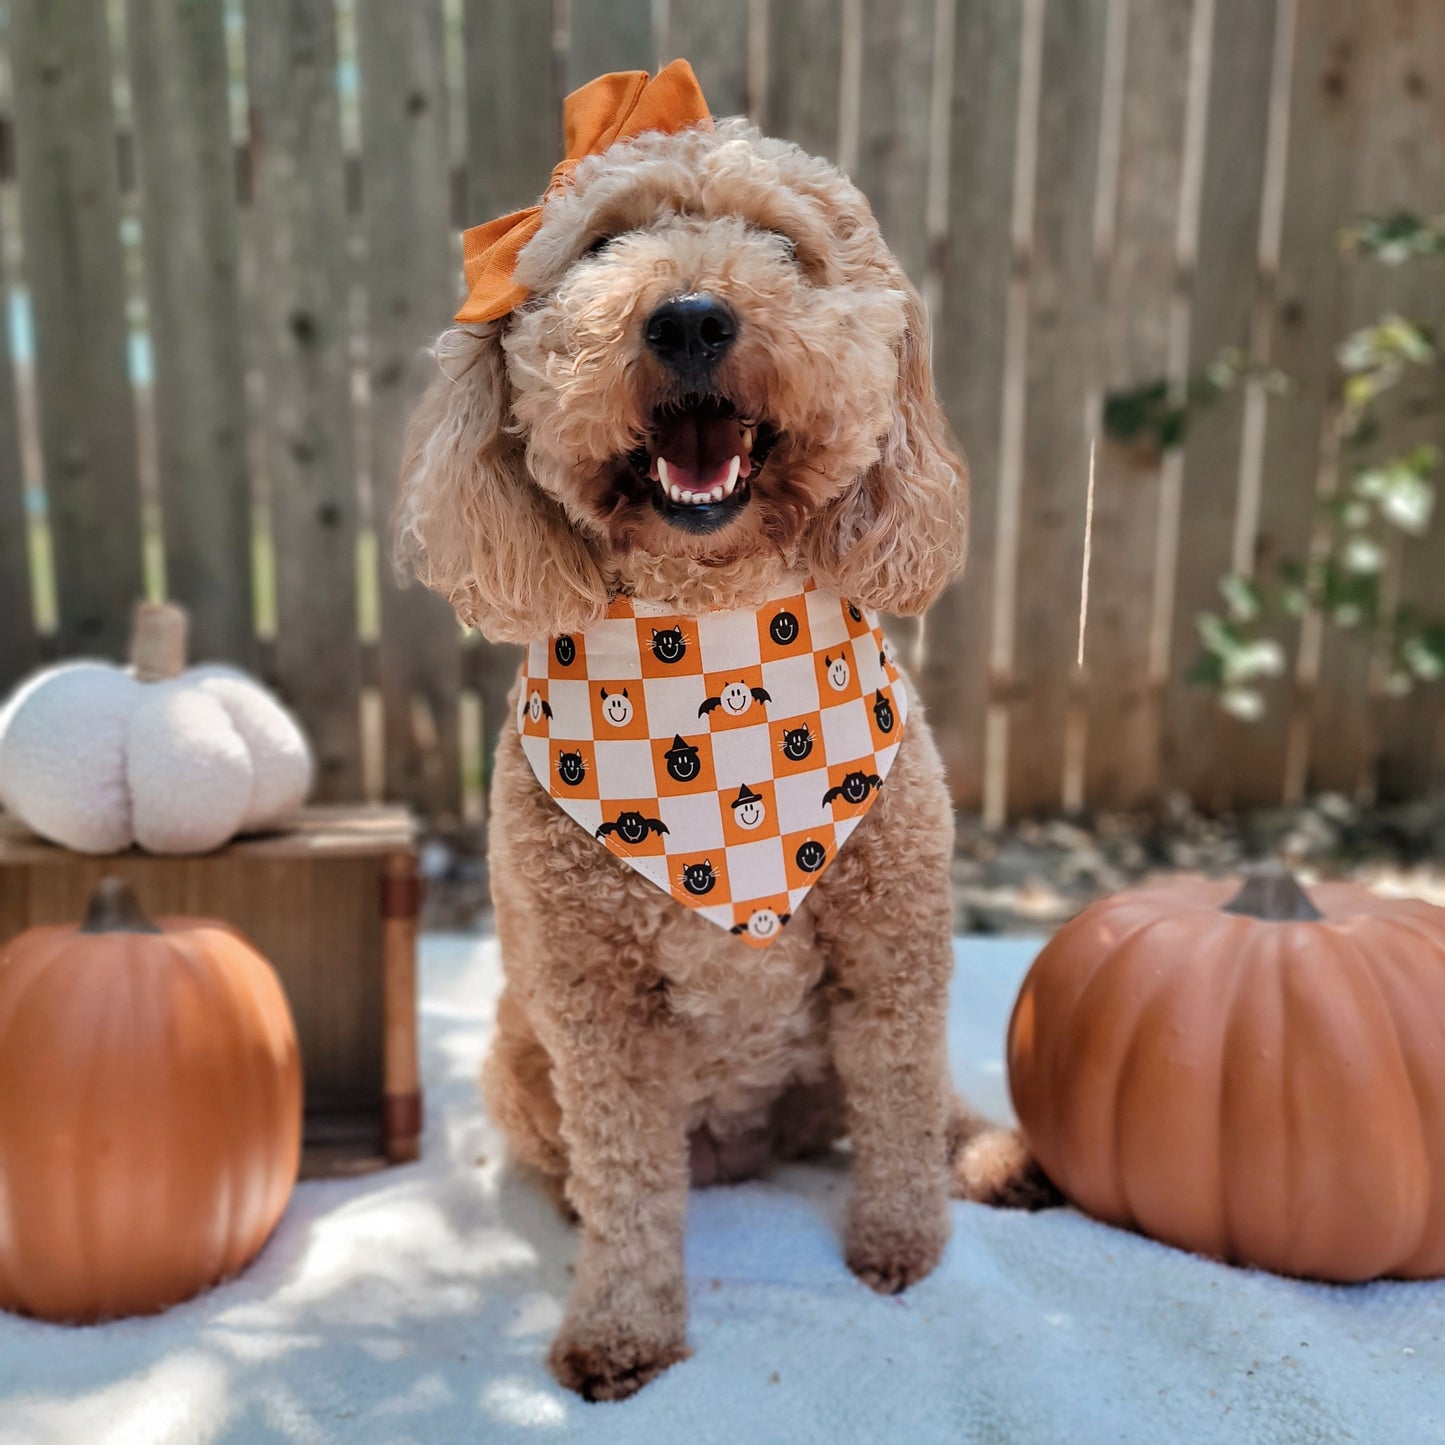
[{"xmin": 1218, "ymin": 573, "xmax": 1261, "ymax": 623}]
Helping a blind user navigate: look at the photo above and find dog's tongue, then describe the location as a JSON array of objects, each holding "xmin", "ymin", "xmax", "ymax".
[{"xmin": 650, "ymin": 411, "xmax": 752, "ymax": 491}]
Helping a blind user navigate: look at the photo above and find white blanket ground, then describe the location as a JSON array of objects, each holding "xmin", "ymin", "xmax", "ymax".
[{"xmin": 3, "ymin": 935, "xmax": 1444, "ymax": 1445}]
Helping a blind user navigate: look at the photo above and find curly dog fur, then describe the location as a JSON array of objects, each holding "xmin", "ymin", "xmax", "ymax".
[{"xmin": 399, "ymin": 116, "xmax": 1048, "ymax": 1402}]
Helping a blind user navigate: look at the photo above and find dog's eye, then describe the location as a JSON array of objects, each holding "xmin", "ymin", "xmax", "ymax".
[
  {"xmin": 584, "ymin": 234, "xmax": 616, "ymax": 257},
  {"xmin": 768, "ymin": 231, "xmax": 799, "ymax": 263}
]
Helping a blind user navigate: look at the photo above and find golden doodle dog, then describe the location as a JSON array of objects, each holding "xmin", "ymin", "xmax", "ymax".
[{"xmin": 398, "ymin": 63, "xmax": 1047, "ymax": 1401}]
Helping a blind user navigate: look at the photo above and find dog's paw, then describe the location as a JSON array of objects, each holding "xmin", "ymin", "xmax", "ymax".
[
  {"xmin": 952, "ymin": 1128, "xmax": 1062, "ymax": 1210},
  {"xmin": 846, "ymin": 1209, "xmax": 949, "ymax": 1295},
  {"xmin": 548, "ymin": 1322, "xmax": 690, "ymax": 1402}
]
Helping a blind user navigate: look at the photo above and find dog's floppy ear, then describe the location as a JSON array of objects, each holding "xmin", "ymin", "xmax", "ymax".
[
  {"xmin": 808, "ymin": 281, "xmax": 968, "ymax": 615},
  {"xmin": 394, "ymin": 325, "xmax": 609, "ymax": 643}
]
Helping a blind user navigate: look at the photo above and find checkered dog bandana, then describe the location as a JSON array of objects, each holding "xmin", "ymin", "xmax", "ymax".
[{"xmin": 517, "ymin": 579, "xmax": 906, "ymax": 946}]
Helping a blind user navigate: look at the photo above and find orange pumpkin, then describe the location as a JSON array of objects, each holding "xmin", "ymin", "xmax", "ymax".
[
  {"xmin": 0, "ymin": 880, "xmax": 302, "ymax": 1321},
  {"xmin": 1008, "ymin": 866, "xmax": 1445, "ymax": 1283}
]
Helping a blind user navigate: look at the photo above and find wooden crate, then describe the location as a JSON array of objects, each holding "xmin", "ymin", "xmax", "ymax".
[{"xmin": 0, "ymin": 806, "xmax": 421, "ymax": 1178}]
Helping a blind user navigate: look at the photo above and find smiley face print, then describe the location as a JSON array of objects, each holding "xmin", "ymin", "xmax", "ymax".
[
  {"xmin": 700, "ymin": 679, "xmax": 771, "ymax": 718},
  {"xmin": 794, "ymin": 838, "xmax": 827, "ymax": 873},
  {"xmin": 680, "ymin": 859, "xmax": 717, "ymax": 896},
  {"xmin": 663, "ymin": 734, "xmax": 702, "ymax": 783},
  {"xmin": 731, "ymin": 783, "xmax": 766, "ymax": 831},
  {"xmin": 823, "ymin": 770, "xmax": 882, "ymax": 808},
  {"xmin": 873, "ymin": 689, "xmax": 895, "ymax": 734},
  {"xmin": 650, "ymin": 626, "xmax": 687, "ymax": 665},
  {"xmin": 769, "ymin": 610, "xmax": 800, "ymax": 647},
  {"xmin": 599, "ymin": 687, "xmax": 634, "ymax": 727},
  {"xmin": 596, "ymin": 810, "xmax": 668, "ymax": 846},
  {"xmin": 731, "ymin": 907, "xmax": 791, "ymax": 942},
  {"xmin": 554, "ymin": 634, "xmax": 576, "ymax": 667},
  {"xmin": 780, "ymin": 724, "xmax": 814, "ymax": 762},
  {"xmin": 825, "ymin": 655, "xmax": 850, "ymax": 692},
  {"xmin": 556, "ymin": 750, "xmax": 586, "ymax": 787},
  {"xmin": 527, "ymin": 690, "xmax": 553, "ymax": 724}
]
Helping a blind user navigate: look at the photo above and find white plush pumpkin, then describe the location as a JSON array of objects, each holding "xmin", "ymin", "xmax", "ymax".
[{"xmin": 0, "ymin": 604, "xmax": 312, "ymax": 855}]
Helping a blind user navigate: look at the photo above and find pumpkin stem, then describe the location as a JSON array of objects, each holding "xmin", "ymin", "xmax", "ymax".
[
  {"xmin": 129, "ymin": 602, "xmax": 189, "ymax": 683},
  {"xmin": 1222, "ymin": 861, "xmax": 1323, "ymax": 922},
  {"xmin": 80, "ymin": 879, "xmax": 162, "ymax": 935}
]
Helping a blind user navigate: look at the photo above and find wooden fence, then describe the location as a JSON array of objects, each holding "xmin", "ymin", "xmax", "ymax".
[{"xmin": 0, "ymin": 0, "xmax": 1441, "ymax": 827}]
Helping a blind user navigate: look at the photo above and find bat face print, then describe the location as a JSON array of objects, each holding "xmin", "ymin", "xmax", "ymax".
[
  {"xmin": 824, "ymin": 655, "xmax": 850, "ymax": 691},
  {"xmin": 873, "ymin": 689, "xmax": 895, "ymax": 733},
  {"xmin": 650, "ymin": 626, "xmax": 687, "ymax": 664},
  {"xmin": 769, "ymin": 610, "xmax": 800, "ymax": 646},
  {"xmin": 700, "ymin": 680, "xmax": 771, "ymax": 717},
  {"xmin": 599, "ymin": 687, "xmax": 634, "ymax": 726},
  {"xmin": 554, "ymin": 634, "xmax": 576, "ymax": 666},
  {"xmin": 823, "ymin": 770, "xmax": 882, "ymax": 808},
  {"xmin": 794, "ymin": 838, "xmax": 827, "ymax": 873},
  {"xmin": 527, "ymin": 690, "xmax": 553, "ymax": 724},
  {"xmin": 731, "ymin": 907, "xmax": 790, "ymax": 941},
  {"xmin": 680, "ymin": 860, "xmax": 717, "ymax": 896},
  {"xmin": 780, "ymin": 724, "xmax": 814, "ymax": 762},
  {"xmin": 596, "ymin": 810, "xmax": 669, "ymax": 846},
  {"xmin": 731, "ymin": 783, "xmax": 766, "ymax": 830},
  {"xmin": 663, "ymin": 734, "xmax": 701, "ymax": 783},
  {"xmin": 556, "ymin": 750, "xmax": 586, "ymax": 787}
]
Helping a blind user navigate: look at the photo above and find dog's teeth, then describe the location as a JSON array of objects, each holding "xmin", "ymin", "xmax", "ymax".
[
  {"xmin": 657, "ymin": 457, "xmax": 671, "ymax": 489},
  {"xmin": 721, "ymin": 454, "xmax": 742, "ymax": 498},
  {"xmin": 710, "ymin": 485, "xmax": 724, "ymax": 502},
  {"xmin": 670, "ymin": 484, "xmax": 684, "ymax": 503},
  {"xmin": 741, "ymin": 427, "xmax": 754, "ymax": 451}
]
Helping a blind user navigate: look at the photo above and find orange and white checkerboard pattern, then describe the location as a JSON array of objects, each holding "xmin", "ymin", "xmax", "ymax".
[{"xmin": 516, "ymin": 579, "xmax": 906, "ymax": 946}]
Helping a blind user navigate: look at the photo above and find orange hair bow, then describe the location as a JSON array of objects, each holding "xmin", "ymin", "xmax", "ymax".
[{"xmin": 455, "ymin": 60, "xmax": 713, "ymax": 325}]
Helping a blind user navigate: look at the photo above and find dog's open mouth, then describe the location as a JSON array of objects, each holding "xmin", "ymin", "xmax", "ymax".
[{"xmin": 627, "ymin": 396, "xmax": 778, "ymax": 533}]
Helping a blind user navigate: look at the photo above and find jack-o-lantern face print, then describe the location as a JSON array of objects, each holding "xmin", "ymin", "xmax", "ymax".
[
  {"xmin": 554, "ymin": 635, "xmax": 576, "ymax": 667},
  {"xmin": 769, "ymin": 610, "xmax": 800, "ymax": 647}
]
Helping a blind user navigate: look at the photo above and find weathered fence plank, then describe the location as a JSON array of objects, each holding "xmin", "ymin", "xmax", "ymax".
[
  {"xmin": 764, "ymin": 0, "xmax": 842, "ymax": 159},
  {"xmin": 10, "ymin": 0, "xmax": 143, "ymax": 658},
  {"xmin": 1083, "ymin": 0, "xmax": 1194, "ymax": 810},
  {"xmin": 126, "ymin": 0, "xmax": 253, "ymax": 666},
  {"xmin": 462, "ymin": 0, "xmax": 559, "ymax": 223},
  {"xmin": 0, "ymin": 195, "xmax": 34, "ymax": 690},
  {"xmin": 568, "ymin": 0, "xmax": 655, "ymax": 90},
  {"xmin": 666, "ymin": 0, "xmax": 750, "ymax": 118},
  {"xmin": 244, "ymin": 0, "xmax": 363, "ymax": 798},
  {"xmin": 1160, "ymin": 0, "xmax": 1278, "ymax": 810},
  {"xmin": 460, "ymin": 0, "xmax": 555, "ymax": 786},
  {"xmin": 1003, "ymin": 0, "xmax": 1109, "ymax": 816},
  {"xmin": 922, "ymin": 0, "xmax": 1024, "ymax": 812},
  {"xmin": 1349, "ymin": 0, "xmax": 1445, "ymax": 801},
  {"xmin": 1233, "ymin": 0, "xmax": 1362, "ymax": 807},
  {"xmin": 356, "ymin": 0, "xmax": 463, "ymax": 820}
]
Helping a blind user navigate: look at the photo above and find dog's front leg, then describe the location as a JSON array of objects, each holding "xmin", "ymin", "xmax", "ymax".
[
  {"xmin": 538, "ymin": 979, "xmax": 691, "ymax": 1401},
  {"xmin": 828, "ymin": 925, "xmax": 954, "ymax": 1294},
  {"xmin": 812, "ymin": 780, "xmax": 956, "ymax": 1294}
]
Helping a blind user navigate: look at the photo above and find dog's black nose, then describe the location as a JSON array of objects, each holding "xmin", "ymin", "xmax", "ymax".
[{"xmin": 644, "ymin": 294, "xmax": 737, "ymax": 373}]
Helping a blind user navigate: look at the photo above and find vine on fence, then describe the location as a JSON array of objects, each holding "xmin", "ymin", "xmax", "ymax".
[{"xmin": 1104, "ymin": 211, "xmax": 1445, "ymax": 723}]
